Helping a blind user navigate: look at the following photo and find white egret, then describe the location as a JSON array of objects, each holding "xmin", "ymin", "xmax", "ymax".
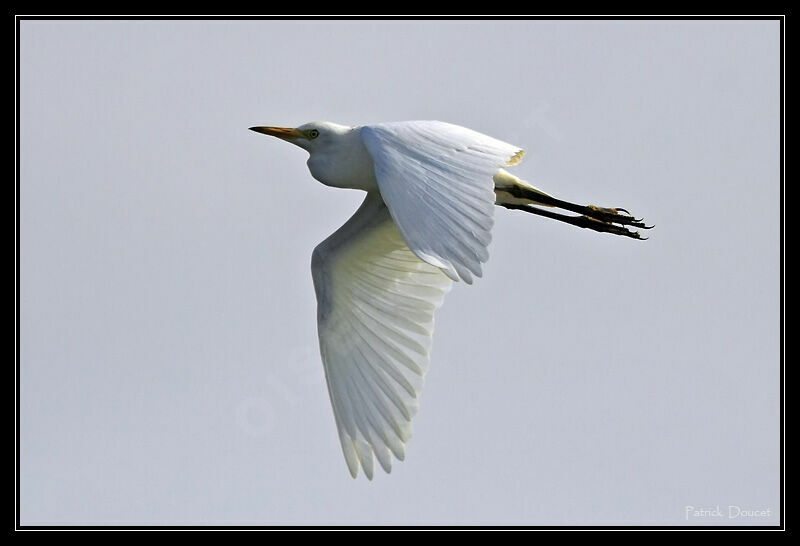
[{"xmin": 250, "ymin": 121, "xmax": 650, "ymax": 479}]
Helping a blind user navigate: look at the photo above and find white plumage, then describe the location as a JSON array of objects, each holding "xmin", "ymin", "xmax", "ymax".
[
  {"xmin": 312, "ymin": 193, "xmax": 452, "ymax": 478},
  {"xmin": 362, "ymin": 121, "xmax": 523, "ymax": 283},
  {"xmin": 250, "ymin": 119, "xmax": 648, "ymax": 479}
]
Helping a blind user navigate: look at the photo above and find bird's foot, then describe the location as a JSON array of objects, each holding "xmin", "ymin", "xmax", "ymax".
[
  {"xmin": 573, "ymin": 214, "xmax": 649, "ymax": 240},
  {"xmin": 584, "ymin": 205, "xmax": 653, "ymax": 231}
]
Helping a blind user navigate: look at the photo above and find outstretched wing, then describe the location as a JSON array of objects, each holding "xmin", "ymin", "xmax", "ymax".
[
  {"xmin": 312, "ymin": 193, "xmax": 453, "ymax": 479},
  {"xmin": 361, "ymin": 120, "xmax": 524, "ymax": 283}
]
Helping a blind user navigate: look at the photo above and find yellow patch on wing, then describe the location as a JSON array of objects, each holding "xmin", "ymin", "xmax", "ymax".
[{"xmin": 506, "ymin": 149, "xmax": 525, "ymax": 166}]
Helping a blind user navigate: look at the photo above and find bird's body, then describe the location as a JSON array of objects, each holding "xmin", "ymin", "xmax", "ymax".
[{"xmin": 250, "ymin": 120, "xmax": 650, "ymax": 479}]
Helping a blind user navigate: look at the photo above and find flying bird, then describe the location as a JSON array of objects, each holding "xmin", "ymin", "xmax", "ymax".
[{"xmin": 250, "ymin": 120, "xmax": 650, "ymax": 479}]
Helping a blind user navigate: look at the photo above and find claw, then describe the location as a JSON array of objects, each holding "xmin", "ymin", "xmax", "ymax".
[
  {"xmin": 583, "ymin": 203, "xmax": 651, "ymax": 236},
  {"xmin": 579, "ymin": 215, "xmax": 645, "ymax": 239},
  {"xmin": 584, "ymin": 205, "xmax": 650, "ymax": 229}
]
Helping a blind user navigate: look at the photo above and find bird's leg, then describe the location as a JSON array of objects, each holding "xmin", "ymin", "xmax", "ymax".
[
  {"xmin": 498, "ymin": 202, "xmax": 649, "ymax": 240},
  {"xmin": 500, "ymin": 184, "xmax": 652, "ymax": 231},
  {"xmin": 492, "ymin": 169, "xmax": 652, "ymax": 235}
]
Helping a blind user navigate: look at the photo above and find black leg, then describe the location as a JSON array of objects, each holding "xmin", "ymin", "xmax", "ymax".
[
  {"xmin": 499, "ymin": 202, "xmax": 649, "ymax": 240},
  {"xmin": 501, "ymin": 185, "xmax": 653, "ymax": 230}
]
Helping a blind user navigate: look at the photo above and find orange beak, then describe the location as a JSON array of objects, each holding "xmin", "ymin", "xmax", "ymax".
[{"xmin": 249, "ymin": 126, "xmax": 303, "ymax": 140}]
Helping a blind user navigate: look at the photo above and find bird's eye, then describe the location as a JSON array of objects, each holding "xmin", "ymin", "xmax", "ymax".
[{"xmin": 308, "ymin": 129, "xmax": 320, "ymax": 139}]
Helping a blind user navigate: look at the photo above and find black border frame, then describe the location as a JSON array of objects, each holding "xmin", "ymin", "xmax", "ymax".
[{"xmin": 13, "ymin": 14, "xmax": 786, "ymax": 532}]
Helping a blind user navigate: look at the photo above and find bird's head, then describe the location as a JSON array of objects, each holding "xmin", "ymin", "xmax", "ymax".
[{"xmin": 249, "ymin": 121, "xmax": 351, "ymax": 153}]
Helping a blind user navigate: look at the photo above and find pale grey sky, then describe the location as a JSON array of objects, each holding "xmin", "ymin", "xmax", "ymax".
[{"xmin": 20, "ymin": 20, "xmax": 780, "ymax": 525}]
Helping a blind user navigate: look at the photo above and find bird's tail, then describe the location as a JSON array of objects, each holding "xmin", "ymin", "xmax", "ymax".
[{"xmin": 493, "ymin": 169, "xmax": 653, "ymax": 240}]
